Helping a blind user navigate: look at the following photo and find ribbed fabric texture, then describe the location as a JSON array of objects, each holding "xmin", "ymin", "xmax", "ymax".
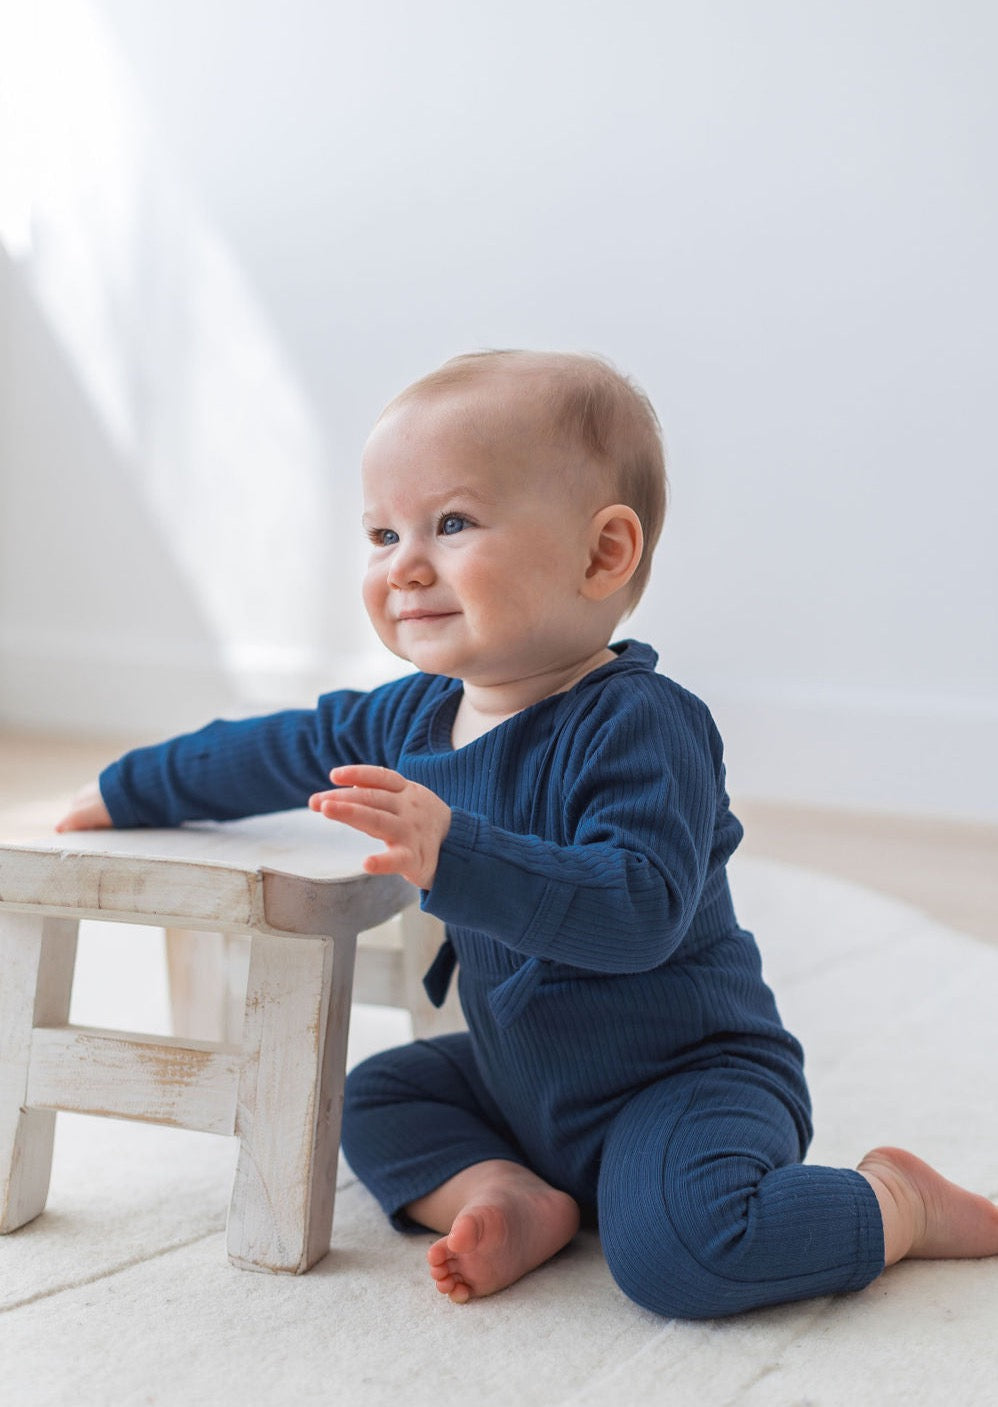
[
  {"xmin": 102, "ymin": 641, "xmax": 743, "ymax": 971},
  {"xmin": 344, "ymin": 1043, "xmax": 884, "ymax": 1318},
  {"xmin": 102, "ymin": 639, "xmax": 886, "ymax": 1317}
]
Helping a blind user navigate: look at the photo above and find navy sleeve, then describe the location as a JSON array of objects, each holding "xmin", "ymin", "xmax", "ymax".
[
  {"xmin": 99, "ymin": 675, "xmax": 437, "ymax": 828},
  {"xmin": 423, "ymin": 684, "xmax": 726, "ymax": 973}
]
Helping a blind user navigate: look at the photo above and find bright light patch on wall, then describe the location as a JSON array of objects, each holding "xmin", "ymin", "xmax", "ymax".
[
  {"xmin": 0, "ymin": 71, "xmax": 34, "ymax": 260},
  {"xmin": 0, "ymin": 0, "xmax": 335, "ymax": 704}
]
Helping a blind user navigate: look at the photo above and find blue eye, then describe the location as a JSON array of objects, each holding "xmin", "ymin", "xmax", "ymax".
[
  {"xmin": 440, "ymin": 514, "xmax": 467, "ymax": 536},
  {"xmin": 367, "ymin": 527, "xmax": 399, "ymax": 547}
]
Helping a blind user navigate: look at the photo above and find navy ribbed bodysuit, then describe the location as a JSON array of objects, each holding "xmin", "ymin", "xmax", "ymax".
[{"xmin": 101, "ymin": 641, "xmax": 885, "ymax": 1317}]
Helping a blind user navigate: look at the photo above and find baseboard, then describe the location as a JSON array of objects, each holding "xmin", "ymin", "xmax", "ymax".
[{"xmin": 708, "ymin": 683, "xmax": 998, "ymax": 823}]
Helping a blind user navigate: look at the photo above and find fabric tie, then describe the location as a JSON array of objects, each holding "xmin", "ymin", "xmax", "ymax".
[
  {"xmin": 422, "ymin": 939, "xmax": 545, "ymax": 1028},
  {"xmin": 422, "ymin": 936, "xmax": 457, "ymax": 1008},
  {"xmin": 486, "ymin": 956, "xmax": 544, "ymax": 1028}
]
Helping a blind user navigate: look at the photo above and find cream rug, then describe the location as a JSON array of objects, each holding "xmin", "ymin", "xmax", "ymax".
[{"xmin": 2, "ymin": 857, "xmax": 996, "ymax": 1407}]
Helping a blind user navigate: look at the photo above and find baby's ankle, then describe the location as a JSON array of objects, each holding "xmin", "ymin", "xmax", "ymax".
[
  {"xmin": 858, "ymin": 1145, "xmax": 998, "ymax": 1265},
  {"xmin": 858, "ymin": 1150, "xmax": 922, "ymax": 1264}
]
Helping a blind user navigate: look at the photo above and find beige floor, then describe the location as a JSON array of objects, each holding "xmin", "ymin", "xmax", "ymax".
[
  {"xmin": 737, "ymin": 797, "xmax": 998, "ymax": 947},
  {"xmin": 2, "ymin": 728, "xmax": 996, "ymax": 946}
]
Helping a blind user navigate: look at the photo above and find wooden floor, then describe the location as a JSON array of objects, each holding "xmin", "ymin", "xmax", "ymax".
[{"xmin": 2, "ymin": 729, "xmax": 996, "ymax": 946}]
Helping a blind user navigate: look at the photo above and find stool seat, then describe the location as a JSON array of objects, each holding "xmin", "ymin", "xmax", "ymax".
[{"xmin": 0, "ymin": 810, "xmax": 420, "ymax": 1274}]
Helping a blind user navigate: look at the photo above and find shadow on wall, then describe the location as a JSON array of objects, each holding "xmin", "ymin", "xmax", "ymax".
[
  {"xmin": 0, "ymin": 0, "xmax": 344, "ymax": 737},
  {"xmin": 0, "ymin": 244, "xmax": 237, "ymax": 737}
]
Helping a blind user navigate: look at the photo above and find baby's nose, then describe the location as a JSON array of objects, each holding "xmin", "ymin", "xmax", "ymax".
[{"xmin": 387, "ymin": 540, "xmax": 435, "ymax": 588}]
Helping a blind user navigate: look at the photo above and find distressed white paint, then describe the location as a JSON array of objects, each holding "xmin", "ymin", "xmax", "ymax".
[
  {"xmin": 0, "ymin": 913, "xmax": 78, "ymax": 1231},
  {"xmin": 229, "ymin": 931, "xmax": 345, "ymax": 1273},
  {"xmin": 166, "ymin": 907, "xmax": 464, "ymax": 1047},
  {"xmin": 167, "ymin": 928, "xmax": 249, "ymax": 1044},
  {"xmin": 0, "ymin": 811, "xmax": 438, "ymax": 1271},
  {"xmin": 26, "ymin": 1026, "xmax": 240, "ymax": 1135}
]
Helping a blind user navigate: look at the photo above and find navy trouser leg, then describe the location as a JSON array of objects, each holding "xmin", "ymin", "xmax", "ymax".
[
  {"xmin": 598, "ymin": 1066, "xmax": 885, "ymax": 1319},
  {"xmin": 342, "ymin": 1035, "xmax": 529, "ymax": 1229}
]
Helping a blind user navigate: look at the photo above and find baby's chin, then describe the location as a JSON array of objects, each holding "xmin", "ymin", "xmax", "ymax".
[{"xmin": 376, "ymin": 634, "xmax": 461, "ymax": 680}]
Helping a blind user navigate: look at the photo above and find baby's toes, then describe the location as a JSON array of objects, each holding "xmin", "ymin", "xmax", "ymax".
[{"xmin": 427, "ymin": 1236, "xmax": 452, "ymax": 1269}]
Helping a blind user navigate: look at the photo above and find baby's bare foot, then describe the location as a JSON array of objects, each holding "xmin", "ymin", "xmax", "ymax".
[
  {"xmin": 858, "ymin": 1146, "xmax": 998, "ymax": 1266},
  {"xmin": 424, "ymin": 1163, "xmax": 580, "ymax": 1303}
]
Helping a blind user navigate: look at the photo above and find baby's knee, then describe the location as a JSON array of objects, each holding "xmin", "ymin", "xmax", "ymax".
[
  {"xmin": 340, "ymin": 1047, "xmax": 419, "ymax": 1179},
  {"xmin": 600, "ymin": 1203, "xmax": 745, "ymax": 1320},
  {"xmin": 343, "ymin": 1048, "xmax": 407, "ymax": 1119},
  {"xmin": 342, "ymin": 1036, "xmax": 463, "ymax": 1146}
]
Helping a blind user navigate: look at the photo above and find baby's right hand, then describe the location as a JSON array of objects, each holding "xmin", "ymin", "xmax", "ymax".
[{"xmin": 55, "ymin": 781, "xmax": 113, "ymax": 832}]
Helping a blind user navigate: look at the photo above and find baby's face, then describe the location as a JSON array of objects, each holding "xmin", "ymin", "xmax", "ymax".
[{"xmin": 360, "ymin": 387, "xmax": 604, "ymax": 687}]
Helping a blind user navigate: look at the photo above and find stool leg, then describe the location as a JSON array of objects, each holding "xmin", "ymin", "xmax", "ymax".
[
  {"xmin": 165, "ymin": 928, "xmax": 249, "ymax": 1044},
  {"xmin": 228, "ymin": 929, "xmax": 356, "ymax": 1273},
  {"xmin": 0, "ymin": 914, "xmax": 78, "ymax": 1233}
]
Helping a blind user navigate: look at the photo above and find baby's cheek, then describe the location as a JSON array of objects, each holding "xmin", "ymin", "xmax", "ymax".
[{"xmin": 361, "ymin": 571, "xmax": 388, "ymax": 625}]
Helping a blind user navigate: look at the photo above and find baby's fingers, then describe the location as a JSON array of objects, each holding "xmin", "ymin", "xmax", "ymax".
[
  {"xmin": 311, "ymin": 793, "xmax": 401, "ymax": 843},
  {"xmin": 329, "ymin": 764, "xmax": 407, "ymax": 792},
  {"xmin": 55, "ymin": 782, "xmax": 112, "ymax": 833},
  {"xmin": 361, "ymin": 847, "xmax": 416, "ymax": 878},
  {"xmin": 310, "ymin": 786, "xmax": 398, "ymax": 821}
]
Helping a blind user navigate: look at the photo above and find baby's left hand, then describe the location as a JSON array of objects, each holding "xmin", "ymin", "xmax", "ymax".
[{"xmin": 309, "ymin": 765, "xmax": 451, "ymax": 890}]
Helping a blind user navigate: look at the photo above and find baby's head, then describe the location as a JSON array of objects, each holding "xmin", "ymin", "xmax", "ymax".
[
  {"xmin": 361, "ymin": 350, "xmax": 667, "ymax": 687},
  {"xmin": 381, "ymin": 350, "xmax": 667, "ymax": 606}
]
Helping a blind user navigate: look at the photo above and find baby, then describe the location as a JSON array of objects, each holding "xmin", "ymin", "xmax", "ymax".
[{"xmin": 58, "ymin": 350, "xmax": 998, "ymax": 1317}]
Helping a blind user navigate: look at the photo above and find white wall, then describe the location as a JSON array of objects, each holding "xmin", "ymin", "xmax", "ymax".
[{"xmin": 1, "ymin": 0, "xmax": 996, "ymax": 818}]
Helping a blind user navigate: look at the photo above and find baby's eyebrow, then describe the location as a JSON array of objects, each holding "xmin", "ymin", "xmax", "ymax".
[{"xmin": 427, "ymin": 485, "xmax": 498, "ymax": 508}]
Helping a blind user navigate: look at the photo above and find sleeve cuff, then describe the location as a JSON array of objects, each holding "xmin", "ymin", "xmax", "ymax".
[
  {"xmin": 99, "ymin": 762, "xmax": 140, "ymax": 828},
  {"xmin": 422, "ymin": 807, "xmax": 576, "ymax": 957}
]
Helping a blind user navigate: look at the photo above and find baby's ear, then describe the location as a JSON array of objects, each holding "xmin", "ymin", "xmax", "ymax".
[{"xmin": 582, "ymin": 505, "xmax": 643, "ymax": 601}]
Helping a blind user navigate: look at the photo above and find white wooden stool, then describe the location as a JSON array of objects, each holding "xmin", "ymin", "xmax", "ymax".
[{"xmin": 0, "ymin": 810, "xmax": 453, "ymax": 1274}]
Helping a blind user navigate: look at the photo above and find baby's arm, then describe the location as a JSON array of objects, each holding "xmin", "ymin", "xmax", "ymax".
[
  {"xmin": 411, "ymin": 689, "xmax": 726, "ymax": 974},
  {"xmin": 55, "ymin": 675, "xmax": 446, "ymax": 835},
  {"xmin": 309, "ymin": 765, "xmax": 451, "ymax": 890},
  {"xmin": 56, "ymin": 780, "xmax": 112, "ymax": 832},
  {"xmin": 53, "ymin": 716, "xmax": 338, "ymax": 834}
]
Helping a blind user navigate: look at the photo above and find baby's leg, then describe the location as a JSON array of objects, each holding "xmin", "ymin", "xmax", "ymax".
[
  {"xmin": 342, "ymin": 1034, "xmax": 578, "ymax": 1301},
  {"xmin": 599, "ymin": 1067, "xmax": 998, "ymax": 1320},
  {"xmin": 598, "ymin": 1066, "xmax": 885, "ymax": 1319},
  {"xmin": 858, "ymin": 1147, "xmax": 998, "ymax": 1264},
  {"xmin": 411, "ymin": 1160, "xmax": 580, "ymax": 1303}
]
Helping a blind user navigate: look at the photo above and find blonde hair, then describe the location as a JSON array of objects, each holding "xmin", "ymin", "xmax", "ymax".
[{"xmin": 386, "ymin": 350, "xmax": 668, "ymax": 604}]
